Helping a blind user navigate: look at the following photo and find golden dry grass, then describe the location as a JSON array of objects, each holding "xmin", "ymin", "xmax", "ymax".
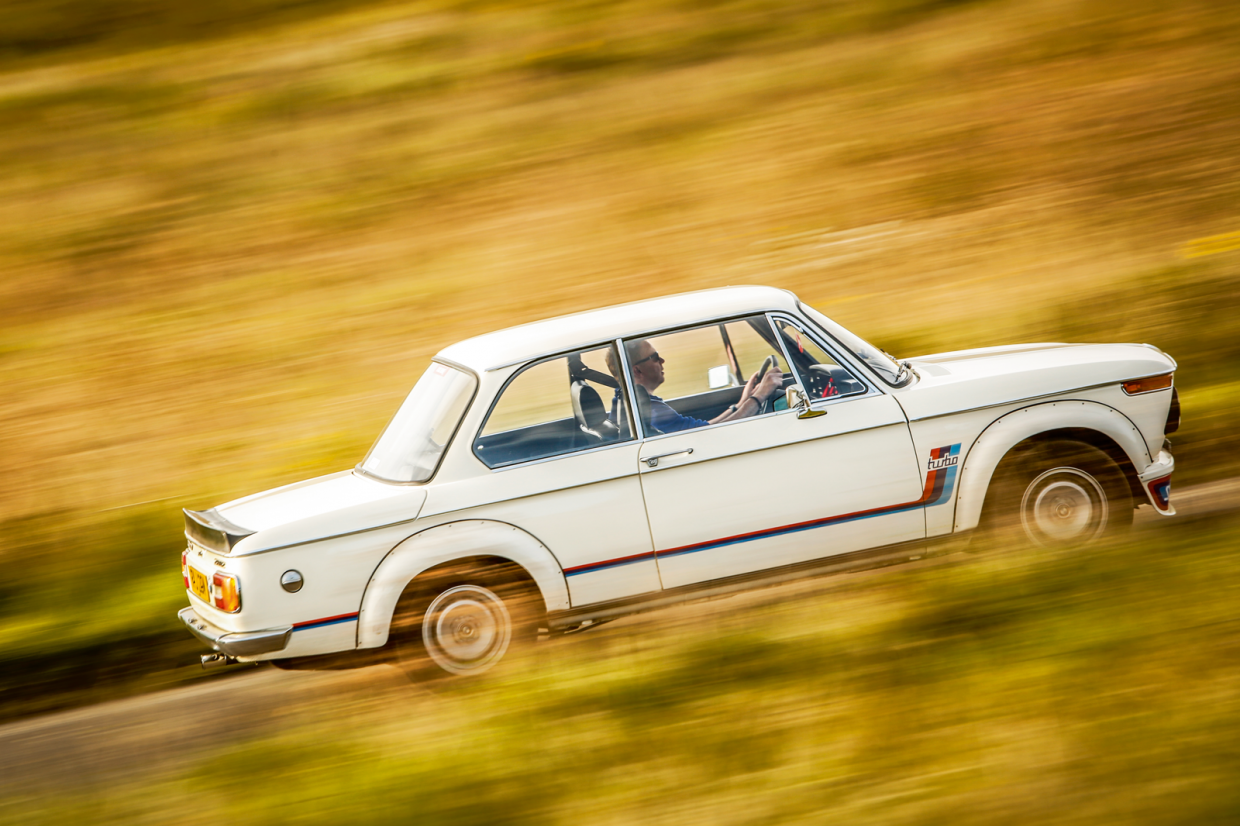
[{"xmin": 2, "ymin": 0, "xmax": 1238, "ymax": 525}]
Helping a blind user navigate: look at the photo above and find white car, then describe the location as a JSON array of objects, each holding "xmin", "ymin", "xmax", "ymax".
[{"xmin": 179, "ymin": 286, "xmax": 1179, "ymax": 677}]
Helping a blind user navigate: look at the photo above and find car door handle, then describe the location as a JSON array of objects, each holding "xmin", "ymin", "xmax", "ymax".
[{"xmin": 643, "ymin": 448, "xmax": 693, "ymax": 468}]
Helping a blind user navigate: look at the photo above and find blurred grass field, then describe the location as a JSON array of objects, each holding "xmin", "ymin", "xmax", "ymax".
[
  {"xmin": 4, "ymin": 513, "xmax": 1239, "ymax": 823},
  {"xmin": 1, "ymin": 0, "xmax": 1239, "ymax": 722}
]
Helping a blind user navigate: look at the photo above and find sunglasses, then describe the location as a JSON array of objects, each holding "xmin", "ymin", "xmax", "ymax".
[{"xmin": 632, "ymin": 351, "xmax": 664, "ymax": 366}]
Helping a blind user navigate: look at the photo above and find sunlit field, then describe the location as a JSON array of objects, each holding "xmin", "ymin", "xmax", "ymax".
[{"xmin": 2, "ymin": 0, "xmax": 1239, "ymax": 803}]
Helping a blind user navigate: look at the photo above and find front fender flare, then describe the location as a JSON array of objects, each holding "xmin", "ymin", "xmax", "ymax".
[
  {"xmin": 356, "ymin": 520, "xmax": 570, "ymax": 649},
  {"xmin": 954, "ymin": 400, "xmax": 1151, "ymax": 532}
]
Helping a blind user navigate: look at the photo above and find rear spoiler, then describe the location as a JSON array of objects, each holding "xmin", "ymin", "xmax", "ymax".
[{"xmin": 183, "ymin": 508, "xmax": 255, "ymax": 554}]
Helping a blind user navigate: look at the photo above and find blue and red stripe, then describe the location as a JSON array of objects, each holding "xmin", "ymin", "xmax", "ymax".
[
  {"xmin": 564, "ymin": 443, "xmax": 962, "ymax": 577},
  {"xmin": 292, "ymin": 612, "xmax": 359, "ymax": 632}
]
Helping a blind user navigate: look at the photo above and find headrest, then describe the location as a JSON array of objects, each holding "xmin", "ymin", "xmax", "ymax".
[
  {"xmin": 567, "ymin": 354, "xmax": 619, "ymax": 389},
  {"xmin": 571, "ymin": 380, "xmax": 607, "ymax": 427}
]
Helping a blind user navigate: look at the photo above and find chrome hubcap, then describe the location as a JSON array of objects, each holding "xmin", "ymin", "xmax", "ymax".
[
  {"xmin": 423, "ymin": 585, "xmax": 511, "ymax": 675},
  {"xmin": 1021, "ymin": 467, "xmax": 1108, "ymax": 547}
]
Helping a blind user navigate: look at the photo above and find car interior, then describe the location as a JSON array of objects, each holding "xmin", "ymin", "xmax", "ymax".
[
  {"xmin": 473, "ymin": 349, "xmax": 632, "ymax": 468},
  {"xmin": 771, "ymin": 318, "xmax": 868, "ymax": 400},
  {"xmin": 472, "ymin": 316, "xmax": 869, "ymax": 469}
]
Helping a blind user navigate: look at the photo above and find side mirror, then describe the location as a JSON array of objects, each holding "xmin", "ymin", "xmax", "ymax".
[{"xmin": 786, "ymin": 385, "xmax": 826, "ymax": 419}]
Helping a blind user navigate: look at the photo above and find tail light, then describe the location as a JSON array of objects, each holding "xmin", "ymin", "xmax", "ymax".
[
  {"xmin": 212, "ymin": 571, "xmax": 241, "ymax": 613},
  {"xmin": 182, "ymin": 550, "xmax": 189, "ymax": 589},
  {"xmin": 1122, "ymin": 373, "xmax": 1173, "ymax": 395},
  {"xmin": 1165, "ymin": 387, "xmax": 1180, "ymax": 435}
]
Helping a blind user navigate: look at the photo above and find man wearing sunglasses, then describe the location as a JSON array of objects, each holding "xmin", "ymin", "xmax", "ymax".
[{"xmin": 606, "ymin": 338, "xmax": 783, "ymax": 434}]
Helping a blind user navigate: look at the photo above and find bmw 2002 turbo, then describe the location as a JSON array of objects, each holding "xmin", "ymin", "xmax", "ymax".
[{"xmin": 179, "ymin": 286, "xmax": 1179, "ymax": 677}]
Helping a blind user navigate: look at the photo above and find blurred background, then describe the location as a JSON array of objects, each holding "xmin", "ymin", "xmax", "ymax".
[{"xmin": 1, "ymin": 0, "xmax": 1238, "ymax": 821}]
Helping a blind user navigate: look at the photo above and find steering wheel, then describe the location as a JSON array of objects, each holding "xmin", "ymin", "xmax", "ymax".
[{"xmin": 752, "ymin": 354, "xmax": 778, "ymax": 414}]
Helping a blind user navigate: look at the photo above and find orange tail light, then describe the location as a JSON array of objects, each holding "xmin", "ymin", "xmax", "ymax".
[{"xmin": 212, "ymin": 571, "xmax": 241, "ymax": 613}]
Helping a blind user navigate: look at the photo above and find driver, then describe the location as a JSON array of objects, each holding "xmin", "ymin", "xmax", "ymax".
[{"xmin": 606, "ymin": 338, "xmax": 783, "ymax": 434}]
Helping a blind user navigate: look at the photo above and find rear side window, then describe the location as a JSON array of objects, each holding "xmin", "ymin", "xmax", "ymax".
[
  {"xmin": 482, "ymin": 358, "xmax": 572, "ymax": 435},
  {"xmin": 474, "ymin": 344, "xmax": 632, "ymax": 468}
]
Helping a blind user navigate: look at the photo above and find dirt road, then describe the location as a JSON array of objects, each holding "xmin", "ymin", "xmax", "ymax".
[{"xmin": 2, "ymin": 479, "xmax": 1236, "ymax": 798}]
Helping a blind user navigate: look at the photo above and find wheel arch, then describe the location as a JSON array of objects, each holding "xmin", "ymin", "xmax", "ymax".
[
  {"xmin": 356, "ymin": 519, "xmax": 569, "ymax": 649},
  {"xmin": 955, "ymin": 401, "xmax": 1149, "ymax": 533}
]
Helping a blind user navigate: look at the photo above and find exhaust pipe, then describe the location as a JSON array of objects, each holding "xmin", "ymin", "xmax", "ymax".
[{"xmin": 201, "ymin": 653, "xmax": 240, "ymax": 669}]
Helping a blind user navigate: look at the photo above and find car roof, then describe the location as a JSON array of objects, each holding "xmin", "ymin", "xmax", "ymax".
[{"xmin": 437, "ymin": 285, "xmax": 802, "ymax": 371}]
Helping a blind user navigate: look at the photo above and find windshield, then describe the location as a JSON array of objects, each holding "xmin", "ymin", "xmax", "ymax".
[
  {"xmin": 359, "ymin": 363, "xmax": 477, "ymax": 483},
  {"xmin": 799, "ymin": 302, "xmax": 906, "ymax": 386}
]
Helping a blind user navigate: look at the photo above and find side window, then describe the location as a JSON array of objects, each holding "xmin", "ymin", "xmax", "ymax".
[
  {"xmin": 474, "ymin": 344, "xmax": 632, "ymax": 468},
  {"xmin": 722, "ymin": 318, "xmax": 787, "ymax": 381},
  {"xmin": 636, "ymin": 325, "xmax": 732, "ymax": 401},
  {"xmin": 623, "ymin": 315, "xmax": 787, "ymax": 434},
  {"xmin": 774, "ymin": 318, "xmax": 868, "ymax": 400}
]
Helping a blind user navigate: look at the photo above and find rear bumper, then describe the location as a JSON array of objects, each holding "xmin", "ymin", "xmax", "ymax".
[{"xmin": 179, "ymin": 607, "xmax": 292, "ymax": 658}]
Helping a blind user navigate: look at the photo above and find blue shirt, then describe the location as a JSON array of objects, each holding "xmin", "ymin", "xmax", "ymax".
[{"xmin": 611, "ymin": 391, "xmax": 709, "ymax": 434}]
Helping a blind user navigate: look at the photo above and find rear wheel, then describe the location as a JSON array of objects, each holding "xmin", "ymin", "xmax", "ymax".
[
  {"xmin": 392, "ymin": 563, "xmax": 541, "ymax": 681},
  {"xmin": 987, "ymin": 441, "xmax": 1133, "ymax": 549},
  {"xmin": 422, "ymin": 584, "xmax": 512, "ymax": 675}
]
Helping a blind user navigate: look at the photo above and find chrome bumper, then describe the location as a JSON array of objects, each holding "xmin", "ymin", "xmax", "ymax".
[
  {"xmin": 179, "ymin": 607, "xmax": 292, "ymax": 658},
  {"xmin": 1138, "ymin": 447, "xmax": 1176, "ymax": 516}
]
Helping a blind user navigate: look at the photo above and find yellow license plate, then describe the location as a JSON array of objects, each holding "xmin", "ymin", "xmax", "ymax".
[{"xmin": 189, "ymin": 567, "xmax": 210, "ymax": 603}]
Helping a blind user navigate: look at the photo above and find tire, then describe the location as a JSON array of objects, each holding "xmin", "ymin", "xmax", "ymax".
[
  {"xmin": 392, "ymin": 563, "xmax": 541, "ymax": 681},
  {"xmin": 987, "ymin": 440, "xmax": 1133, "ymax": 549}
]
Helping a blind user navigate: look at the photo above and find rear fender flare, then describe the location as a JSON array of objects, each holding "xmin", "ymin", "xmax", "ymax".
[
  {"xmin": 954, "ymin": 401, "xmax": 1151, "ymax": 532},
  {"xmin": 356, "ymin": 520, "xmax": 569, "ymax": 649}
]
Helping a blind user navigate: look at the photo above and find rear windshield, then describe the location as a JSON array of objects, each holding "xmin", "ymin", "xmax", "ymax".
[{"xmin": 359, "ymin": 363, "xmax": 477, "ymax": 483}]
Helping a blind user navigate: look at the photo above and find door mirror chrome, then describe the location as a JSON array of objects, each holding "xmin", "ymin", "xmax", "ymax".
[{"xmin": 787, "ymin": 385, "xmax": 826, "ymax": 419}]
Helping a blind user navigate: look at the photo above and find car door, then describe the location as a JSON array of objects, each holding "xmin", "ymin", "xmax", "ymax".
[
  {"xmin": 630, "ymin": 315, "xmax": 927, "ymax": 590},
  {"xmin": 458, "ymin": 344, "xmax": 661, "ymax": 607}
]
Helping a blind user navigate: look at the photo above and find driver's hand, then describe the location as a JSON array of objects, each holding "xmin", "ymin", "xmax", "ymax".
[{"xmin": 757, "ymin": 368, "xmax": 783, "ymax": 400}]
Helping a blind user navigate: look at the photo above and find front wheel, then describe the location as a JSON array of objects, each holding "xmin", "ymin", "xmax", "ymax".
[{"xmin": 989, "ymin": 441, "xmax": 1133, "ymax": 549}]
